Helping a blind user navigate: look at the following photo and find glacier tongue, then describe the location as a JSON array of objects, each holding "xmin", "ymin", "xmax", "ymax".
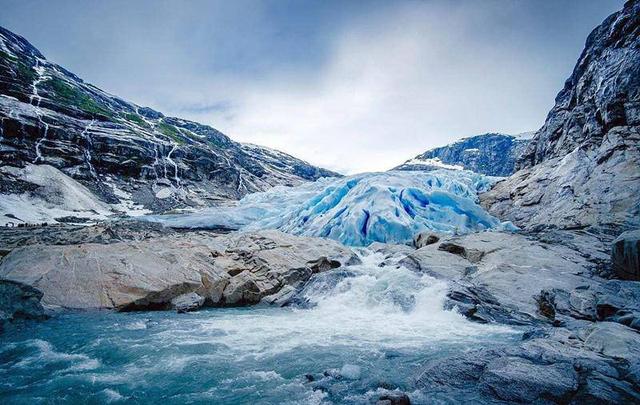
[{"xmin": 150, "ymin": 170, "xmax": 517, "ymax": 246}]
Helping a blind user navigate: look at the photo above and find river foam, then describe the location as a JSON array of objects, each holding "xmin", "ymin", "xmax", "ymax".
[{"xmin": 0, "ymin": 249, "xmax": 518, "ymax": 403}]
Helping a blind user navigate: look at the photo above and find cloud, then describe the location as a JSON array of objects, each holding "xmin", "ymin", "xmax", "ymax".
[
  {"xmin": 186, "ymin": 2, "xmax": 559, "ymax": 174},
  {"xmin": 3, "ymin": 0, "xmax": 620, "ymax": 174}
]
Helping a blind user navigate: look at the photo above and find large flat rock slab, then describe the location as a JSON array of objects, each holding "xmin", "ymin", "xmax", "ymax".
[
  {"xmin": 402, "ymin": 231, "xmax": 604, "ymax": 323},
  {"xmin": 0, "ymin": 230, "xmax": 358, "ymax": 310}
]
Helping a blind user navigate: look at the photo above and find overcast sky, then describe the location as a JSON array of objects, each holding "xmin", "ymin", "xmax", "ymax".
[{"xmin": 0, "ymin": 0, "xmax": 623, "ymax": 173}]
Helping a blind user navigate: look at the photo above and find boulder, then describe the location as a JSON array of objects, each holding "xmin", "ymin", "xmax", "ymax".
[
  {"xmin": 376, "ymin": 391, "xmax": 411, "ymax": 405},
  {"xmin": 403, "ymin": 231, "xmax": 601, "ymax": 323},
  {"xmin": 0, "ymin": 280, "xmax": 46, "ymax": 332},
  {"xmin": 0, "ymin": 230, "xmax": 358, "ymax": 311},
  {"xmin": 479, "ymin": 357, "xmax": 578, "ymax": 402},
  {"xmin": 437, "ymin": 241, "xmax": 484, "ymax": 263},
  {"xmin": 612, "ymin": 229, "xmax": 640, "ymax": 280},
  {"xmin": 412, "ymin": 232, "xmax": 439, "ymax": 249},
  {"xmin": 171, "ymin": 292, "xmax": 205, "ymax": 313},
  {"xmin": 416, "ymin": 323, "xmax": 640, "ymax": 403}
]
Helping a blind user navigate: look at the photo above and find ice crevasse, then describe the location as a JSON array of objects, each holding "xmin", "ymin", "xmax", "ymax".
[{"xmin": 151, "ymin": 170, "xmax": 517, "ymax": 246}]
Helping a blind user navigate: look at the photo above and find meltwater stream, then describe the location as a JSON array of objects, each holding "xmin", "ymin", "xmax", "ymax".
[{"xmin": 0, "ymin": 252, "xmax": 518, "ymax": 404}]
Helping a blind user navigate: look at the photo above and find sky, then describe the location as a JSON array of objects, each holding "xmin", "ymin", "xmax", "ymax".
[{"xmin": 0, "ymin": 0, "xmax": 624, "ymax": 174}]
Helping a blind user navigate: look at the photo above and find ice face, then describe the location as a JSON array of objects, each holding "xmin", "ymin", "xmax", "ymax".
[{"xmin": 150, "ymin": 170, "xmax": 517, "ymax": 246}]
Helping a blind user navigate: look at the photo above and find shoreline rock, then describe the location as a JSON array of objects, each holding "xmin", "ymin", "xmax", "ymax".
[
  {"xmin": 0, "ymin": 279, "xmax": 46, "ymax": 332},
  {"xmin": 0, "ymin": 229, "xmax": 359, "ymax": 311}
]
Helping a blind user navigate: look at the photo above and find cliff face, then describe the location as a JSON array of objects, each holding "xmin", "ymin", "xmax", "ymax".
[
  {"xmin": 0, "ymin": 26, "xmax": 337, "ymax": 220},
  {"xmin": 481, "ymin": 0, "xmax": 640, "ymax": 234},
  {"xmin": 395, "ymin": 133, "xmax": 531, "ymax": 177},
  {"xmin": 518, "ymin": 1, "xmax": 640, "ymax": 169}
]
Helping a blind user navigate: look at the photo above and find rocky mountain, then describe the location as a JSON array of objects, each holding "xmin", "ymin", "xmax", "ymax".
[
  {"xmin": 481, "ymin": 0, "xmax": 640, "ymax": 235},
  {"xmin": 394, "ymin": 132, "xmax": 532, "ymax": 176},
  {"xmin": 0, "ymin": 26, "xmax": 337, "ymax": 223}
]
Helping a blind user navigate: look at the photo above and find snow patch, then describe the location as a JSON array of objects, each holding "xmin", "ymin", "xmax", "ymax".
[
  {"xmin": 402, "ymin": 157, "xmax": 464, "ymax": 171},
  {"xmin": 106, "ymin": 179, "xmax": 152, "ymax": 217},
  {"xmin": 0, "ymin": 164, "xmax": 113, "ymax": 224}
]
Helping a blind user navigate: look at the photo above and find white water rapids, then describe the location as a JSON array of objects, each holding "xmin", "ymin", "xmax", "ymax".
[{"xmin": 0, "ymin": 249, "xmax": 517, "ymax": 404}]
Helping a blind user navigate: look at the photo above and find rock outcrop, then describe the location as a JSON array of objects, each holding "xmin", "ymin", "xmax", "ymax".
[
  {"xmin": 0, "ymin": 26, "xmax": 337, "ymax": 223},
  {"xmin": 481, "ymin": 0, "xmax": 640, "ymax": 234},
  {"xmin": 612, "ymin": 229, "xmax": 640, "ymax": 280},
  {"xmin": 0, "ymin": 230, "xmax": 358, "ymax": 311},
  {"xmin": 401, "ymin": 231, "xmax": 606, "ymax": 325},
  {"xmin": 403, "ymin": 229, "xmax": 640, "ymax": 402},
  {"xmin": 416, "ymin": 322, "xmax": 640, "ymax": 403},
  {"xmin": 394, "ymin": 133, "xmax": 531, "ymax": 176},
  {"xmin": 0, "ymin": 279, "xmax": 46, "ymax": 332}
]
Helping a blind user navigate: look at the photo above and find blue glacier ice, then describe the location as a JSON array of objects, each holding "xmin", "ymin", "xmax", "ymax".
[{"xmin": 150, "ymin": 170, "xmax": 517, "ymax": 246}]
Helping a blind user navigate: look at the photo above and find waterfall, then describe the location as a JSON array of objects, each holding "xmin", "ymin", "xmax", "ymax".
[
  {"xmin": 29, "ymin": 58, "xmax": 51, "ymax": 163},
  {"xmin": 80, "ymin": 119, "xmax": 97, "ymax": 178},
  {"xmin": 33, "ymin": 121, "xmax": 49, "ymax": 163},
  {"xmin": 165, "ymin": 143, "xmax": 180, "ymax": 185}
]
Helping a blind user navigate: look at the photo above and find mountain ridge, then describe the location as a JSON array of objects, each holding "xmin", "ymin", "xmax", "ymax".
[
  {"xmin": 0, "ymin": 25, "xmax": 338, "ymax": 222},
  {"xmin": 481, "ymin": 0, "xmax": 640, "ymax": 234},
  {"xmin": 394, "ymin": 132, "xmax": 531, "ymax": 176}
]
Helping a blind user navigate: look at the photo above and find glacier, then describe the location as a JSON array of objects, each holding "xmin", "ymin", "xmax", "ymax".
[{"xmin": 148, "ymin": 170, "xmax": 517, "ymax": 246}]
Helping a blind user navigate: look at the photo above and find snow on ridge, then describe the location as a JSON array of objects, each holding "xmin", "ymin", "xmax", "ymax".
[
  {"xmin": 514, "ymin": 131, "xmax": 536, "ymax": 139},
  {"xmin": 402, "ymin": 157, "xmax": 464, "ymax": 170}
]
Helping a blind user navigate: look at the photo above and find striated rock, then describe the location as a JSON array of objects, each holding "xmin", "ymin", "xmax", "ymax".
[
  {"xmin": 403, "ymin": 231, "xmax": 602, "ymax": 324},
  {"xmin": 0, "ymin": 26, "xmax": 337, "ymax": 221},
  {"xmin": 0, "ymin": 279, "xmax": 46, "ymax": 332},
  {"xmin": 612, "ymin": 229, "xmax": 640, "ymax": 280},
  {"xmin": 0, "ymin": 230, "xmax": 357, "ymax": 311},
  {"xmin": 481, "ymin": 0, "xmax": 640, "ymax": 234}
]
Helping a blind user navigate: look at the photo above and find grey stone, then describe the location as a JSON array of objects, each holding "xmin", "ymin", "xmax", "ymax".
[
  {"xmin": 376, "ymin": 392, "xmax": 411, "ymax": 405},
  {"xmin": 0, "ymin": 279, "xmax": 46, "ymax": 332},
  {"xmin": 479, "ymin": 357, "xmax": 578, "ymax": 402},
  {"xmin": 171, "ymin": 292, "xmax": 205, "ymax": 313},
  {"xmin": 412, "ymin": 232, "xmax": 440, "ymax": 249},
  {"xmin": 0, "ymin": 229, "xmax": 358, "ymax": 311},
  {"xmin": 612, "ymin": 229, "xmax": 640, "ymax": 280},
  {"xmin": 481, "ymin": 0, "xmax": 640, "ymax": 234}
]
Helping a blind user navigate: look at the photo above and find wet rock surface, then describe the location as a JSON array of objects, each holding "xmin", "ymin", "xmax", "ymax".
[
  {"xmin": 396, "ymin": 229, "xmax": 640, "ymax": 402},
  {"xmin": 0, "ymin": 279, "xmax": 46, "ymax": 332},
  {"xmin": 416, "ymin": 324, "xmax": 640, "ymax": 403}
]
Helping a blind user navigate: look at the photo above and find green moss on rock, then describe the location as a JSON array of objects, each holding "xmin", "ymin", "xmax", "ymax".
[
  {"xmin": 158, "ymin": 122, "xmax": 185, "ymax": 144},
  {"xmin": 43, "ymin": 77, "xmax": 113, "ymax": 118},
  {"xmin": 123, "ymin": 113, "xmax": 151, "ymax": 128}
]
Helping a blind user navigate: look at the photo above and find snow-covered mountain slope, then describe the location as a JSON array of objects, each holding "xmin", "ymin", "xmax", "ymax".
[
  {"xmin": 0, "ymin": 26, "xmax": 337, "ymax": 223},
  {"xmin": 394, "ymin": 133, "xmax": 531, "ymax": 176},
  {"xmin": 482, "ymin": 0, "xmax": 640, "ymax": 234},
  {"xmin": 148, "ymin": 170, "xmax": 516, "ymax": 246}
]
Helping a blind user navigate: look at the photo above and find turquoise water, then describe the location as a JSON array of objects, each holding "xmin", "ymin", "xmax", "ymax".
[{"xmin": 0, "ymin": 253, "xmax": 519, "ymax": 404}]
